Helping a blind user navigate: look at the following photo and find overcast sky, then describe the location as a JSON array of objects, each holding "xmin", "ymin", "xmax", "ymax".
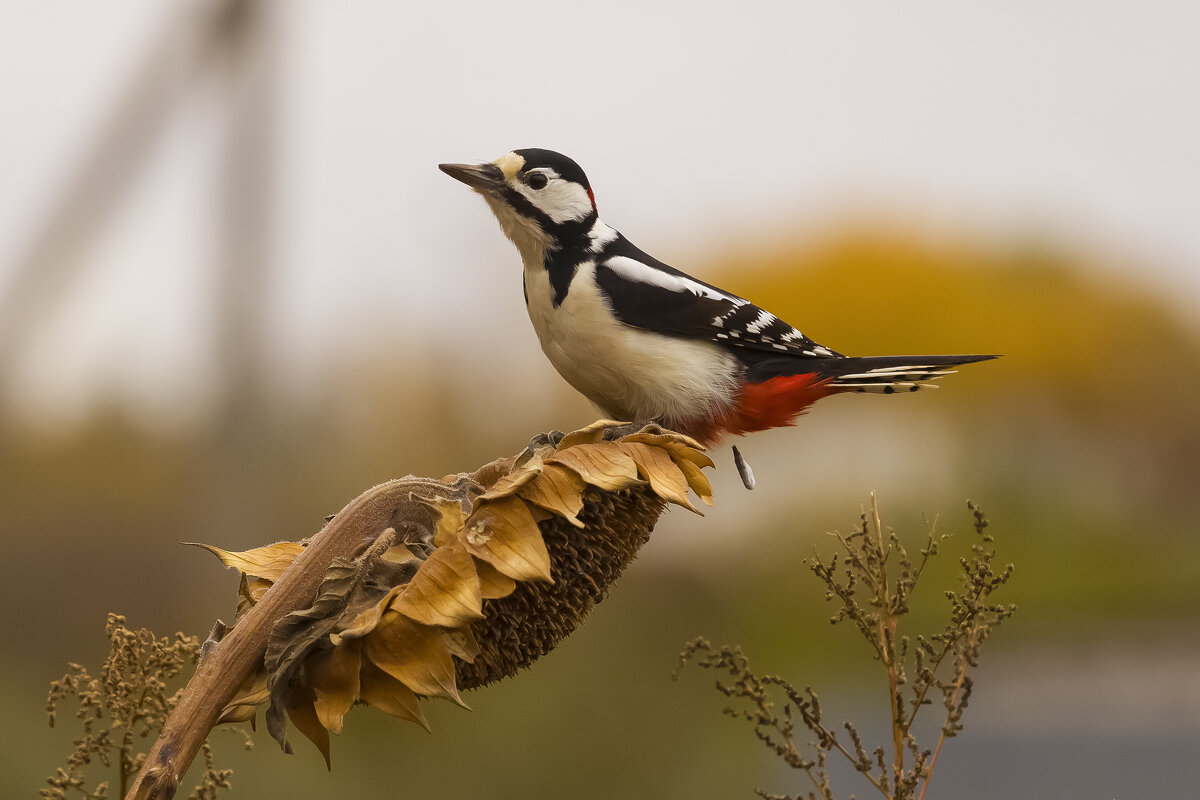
[{"xmin": 1, "ymin": 0, "xmax": 1197, "ymax": 424}]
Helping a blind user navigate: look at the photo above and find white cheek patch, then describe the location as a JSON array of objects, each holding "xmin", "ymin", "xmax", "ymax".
[
  {"xmin": 604, "ymin": 255, "xmax": 746, "ymax": 304},
  {"xmin": 513, "ymin": 176, "xmax": 595, "ymax": 224}
]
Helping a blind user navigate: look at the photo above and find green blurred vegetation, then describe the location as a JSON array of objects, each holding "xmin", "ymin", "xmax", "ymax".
[{"xmin": 7, "ymin": 223, "xmax": 1200, "ymax": 797}]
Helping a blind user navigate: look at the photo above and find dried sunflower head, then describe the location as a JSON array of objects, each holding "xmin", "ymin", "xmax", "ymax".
[{"xmin": 201, "ymin": 421, "xmax": 714, "ymax": 765}]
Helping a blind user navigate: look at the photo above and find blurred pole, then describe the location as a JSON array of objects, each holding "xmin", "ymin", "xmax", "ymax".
[
  {"xmin": 0, "ymin": 0, "xmax": 284, "ymax": 534},
  {"xmin": 0, "ymin": 0, "xmax": 243, "ymax": 408},
  {"xmin": 199, "ymin": 0, "xmax": 280, "ymax": 535}
]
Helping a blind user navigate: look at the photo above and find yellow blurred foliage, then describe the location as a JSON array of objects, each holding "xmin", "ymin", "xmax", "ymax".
[{"xmin": 710, "ymin": 224, "xmax": 1200, "ymax": 435}]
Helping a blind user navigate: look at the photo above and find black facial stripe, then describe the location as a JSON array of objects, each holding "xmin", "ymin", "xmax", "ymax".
[
  {"xmin": 513, "ymin": 148, "xmax": 592, "ymax": 192},
  {"xmin": 500, "ymin": 185, "xmax": 555, "ymax": 229},
  {"xmin": 499, "ymin": 150, "xmax": 603, "ymax": 308},
  {"xmin": 544, "ymin": 216, "xmax": 598, "ymax": 307}
]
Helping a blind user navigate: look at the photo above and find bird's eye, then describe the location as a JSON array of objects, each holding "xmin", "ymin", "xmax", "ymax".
[{"xmin": 527, "ymin": 172, "xmax": 549, "ymax": 190}]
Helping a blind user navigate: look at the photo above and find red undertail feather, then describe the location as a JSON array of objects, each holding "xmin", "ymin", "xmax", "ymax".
[
  {"xmin": 705, "ymin": 373, "xmax": 836, "ymax": 443},
  {"xmin": 677, "ymin": 354, "xmax": 997, "ymax": 446}
]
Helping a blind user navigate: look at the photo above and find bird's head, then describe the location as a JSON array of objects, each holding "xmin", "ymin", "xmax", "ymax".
[{"xmin": 440, "ymin": 148, "xmax": 599, "ymax": 267}]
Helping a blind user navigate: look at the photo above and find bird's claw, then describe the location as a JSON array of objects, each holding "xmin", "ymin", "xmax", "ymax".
[{"xmin": 528, "ymin": 429, "xmax": 567, "ymax": 450}]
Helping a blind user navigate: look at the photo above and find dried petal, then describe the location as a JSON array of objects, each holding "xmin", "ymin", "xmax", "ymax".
[
  {"xmin": 666, "ymin": 444, "xmax": 716, "ymax": 470},
  {"xmin": 190, "ymin": 541, "xmax": 305, "ymax": 581},
  {"xmin": 235, "ymin": 574, "xmax": 273, "ymax": 619},
  {"xmin": 618, "ymin": 430, "xmax": 706, "ymax": 451},
  {"xmin": 618, "ymin": 434, "xmax": 715, "ymax": 472},
  {"xmin": 430, "ymin": 499, "xmax": 469, "ymax": 548},
  {"xmin": 357, "ymin": 660, "xmax": 429, "ymax": 731},
  {"xmin": 285, "ymin": 686, "xmax": 331, "ymax": 769},
  {"xmin": 442, "ymin": 626, "xmax": 480, "ymax": 663},
  {"xmin": 517, "ymin": 463, "xmax": 586, "ymax": 527},
  {"xmin": 555, "ymin": 419, "xmax": 626, "ymax": 449},
  {"xmin": 620, "ymin": 442, "xmax": 700, "ymax": 513},
  {"xmin": 547, "ymin": 441, "xmax": 641, "ymax": 491},
  {"xmin": 392, "ymin": 540, "xmax": 484, "ymax": 627},
  {"xmin": 673, "ymin": 456, "xmax": 715, "ymax": 507},
  {"xmin": 473, "ymin": 557, "xmax": 518, "ymax": 600},
  {"xmin": 217, "ymin": 703, "xmax": 259, "ymax": 725},
  {"xmin": 381, "ymin": 546, "xmax": 418, "ymax": 565},
  {"xmin": 477, "ymin": 454, "xmax": 543, "ymax": 501},
  {"xmin": 364, "ymin": 611, "xmax": 467, "ymax": 707},
  {"xmin": 218, "ymin": 670, "xmax": 269, "ymax": 725},
  {"xmin": 462, "ymin": 496, "xmax": 553, "ymax": 583},
  {"xmin": 245, "ymin": 578, "xmax": 273, "ymax": 602},
  {"xmin": 306, "ymin": 641, "xmax": 361, "ymax": 734}
]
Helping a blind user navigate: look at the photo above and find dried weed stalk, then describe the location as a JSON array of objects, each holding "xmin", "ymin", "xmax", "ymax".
[
  {"xmin": 43, "ymin": 613, "xmax": 244, "ymax": 800},
  {"xmin": 678, "ymin": 496, "xmax": 1014, "ymax": 800}
]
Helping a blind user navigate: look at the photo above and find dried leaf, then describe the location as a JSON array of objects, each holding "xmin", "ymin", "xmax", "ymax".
[
  {"xmin": 285, "ymin": 686, "xmax": 331, "ymax": 769},
  {"xmin": 333, "ymin": 586, "xmax": 402, "ymax": 644},
  {"xmin": 307, "ymin": 640, "xmax": 362, "ymax": 734},
  {"xmin": 477, "ymin": 454, "xmax": 543, "ymax": 501},
  {"xmin": 357, "ymin": 660, "xmax": 430, "ymax": 731},
  {"xmin": 265, "ymin": 555, "xmax": 390, "ymax": 749},
  {"xmin": 364, "ymin": 611, "xmax": 467, "ymax": 707},
  {"xmin": 620, "ymin": 442, "xmax": 700, "ymax": 513},
  {"xmin": 473, "ymin": 557, "xmax": 518, "ymax": 600},
  {"xmin": 392, "ymin": 540, "xmax": 484, "ymax": 627},
  {"xmin": 462, "ymin": 496, "xmax": 553, "ymax": 583},
  {"xmin": 190, "ymin": 541, "xmax": 305, "ymax": 581},
  {"xmin": 517, "ymin": 463, "xmax": 587, "ymax": 527},
  {"xmin": 555, "ymin": 419, "xmax": 626, "ymax": 449},
  {"xmin": 547, "ymin": 441, "xmax": 641, "ymax": 491},
  {"xmin": 674, "ymin": 456, "xmax": 715, "ymax": 507}
]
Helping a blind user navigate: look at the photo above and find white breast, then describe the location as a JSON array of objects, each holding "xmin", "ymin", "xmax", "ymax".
[{"xmin": 523, "ymin": 262, "xmax": 740, "ymax": 425}]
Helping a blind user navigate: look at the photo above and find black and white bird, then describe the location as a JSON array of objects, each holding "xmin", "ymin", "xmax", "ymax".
[{"xmin": 440, "ymin": 148, "xmax": 994, "ymax": 476}]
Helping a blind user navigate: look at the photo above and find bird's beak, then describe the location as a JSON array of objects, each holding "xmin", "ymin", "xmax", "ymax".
[{"xmin": 439, "ymin": 161, "xmax": 506, "ymax": 192}]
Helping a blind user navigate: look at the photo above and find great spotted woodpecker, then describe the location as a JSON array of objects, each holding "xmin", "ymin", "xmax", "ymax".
[{"xmin": 440, "ymin": 148, "xmax": 994, "ymax": 479}]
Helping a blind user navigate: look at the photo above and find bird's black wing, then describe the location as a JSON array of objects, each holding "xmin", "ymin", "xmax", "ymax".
[{"xmin": 592, "ymin": 235, "xmax": 843, "ymax": 360}]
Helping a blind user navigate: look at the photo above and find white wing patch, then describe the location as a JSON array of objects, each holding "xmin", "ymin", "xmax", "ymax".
[
  {"xmin": 604, "ymin": 255, "xmax": 746, "ymax": 304},
  {"xmin": 588, "ymin": 219, "xmax": 619, "ymax": 252},
  {"xmin": 745, "ymin": 309, "xmax": 778, "ymax": 334}
]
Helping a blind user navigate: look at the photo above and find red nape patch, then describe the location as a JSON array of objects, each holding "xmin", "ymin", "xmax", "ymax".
[
  {"xmin": 586, "ymin": 186, "xmax": 596, "ymax": 209},
  {"xmin": 716, "ymin": 374, "xmax": 836, "ymax": 439}
]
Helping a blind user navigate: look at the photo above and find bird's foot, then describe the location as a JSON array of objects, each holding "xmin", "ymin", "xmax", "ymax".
[
  {"xmin": 599, "ymin": 420, "xmax": 660, "ymax": 441},
  {"xmin": 528, "ymin": 429, "xmax": 567, "ymax": 449}
]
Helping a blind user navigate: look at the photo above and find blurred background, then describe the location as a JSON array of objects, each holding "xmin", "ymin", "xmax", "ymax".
[{"xmin": 4, "ymin": 1, "xmax": 1199, "ymax": 797}]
